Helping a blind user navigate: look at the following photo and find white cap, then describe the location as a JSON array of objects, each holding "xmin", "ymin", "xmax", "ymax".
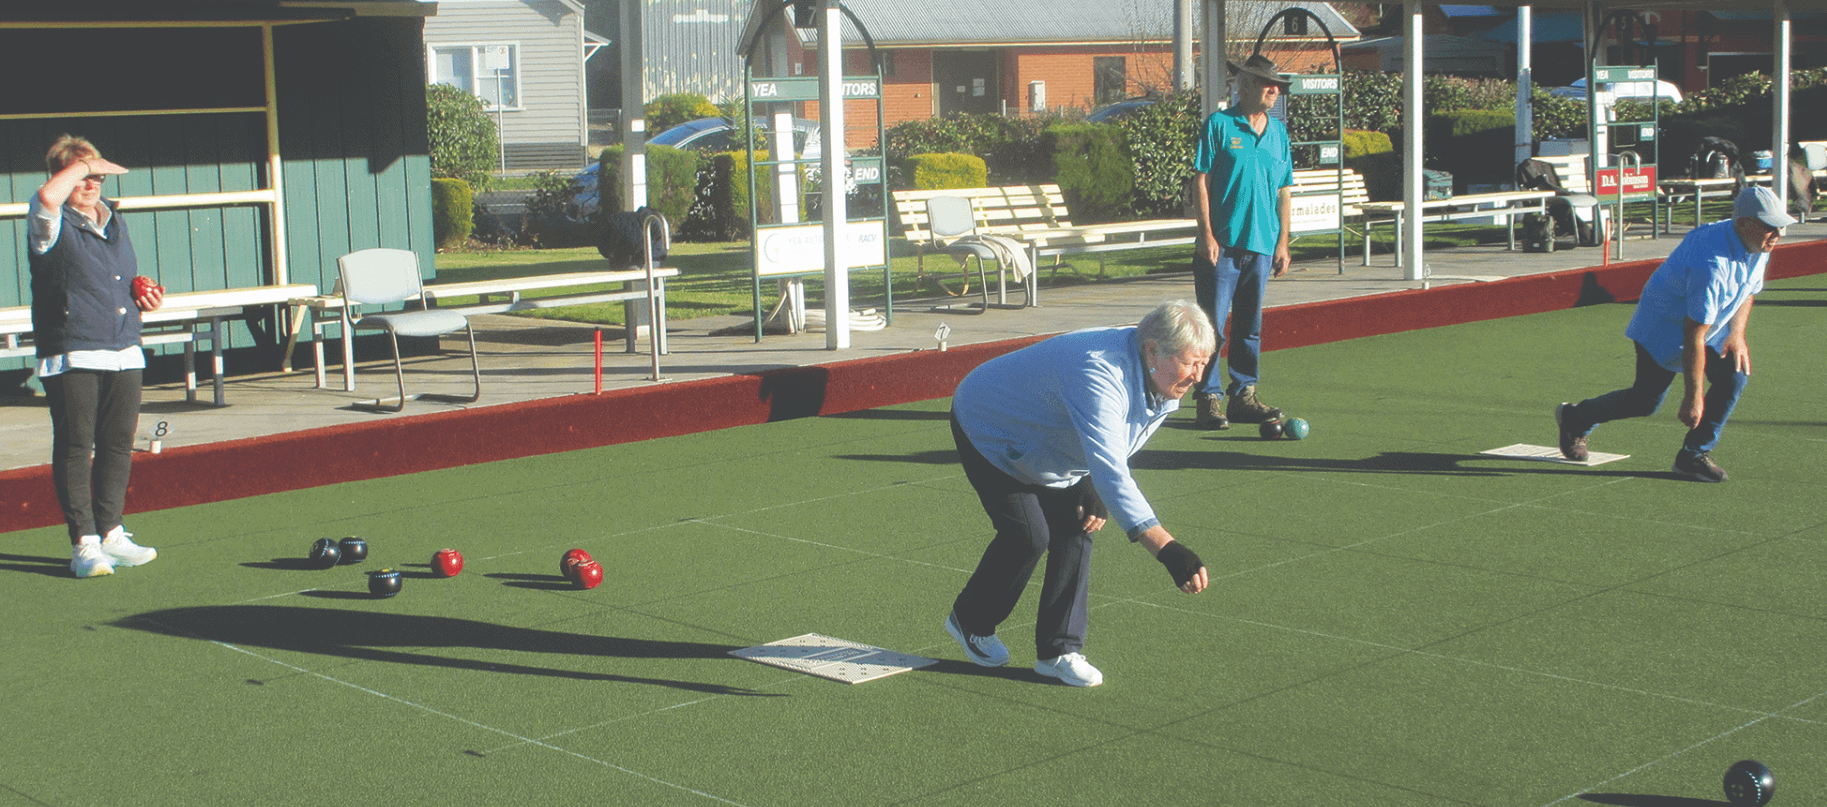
[{"xmin": 1734, "ymin": 185, "xmax": 1798, "ymax": 228}]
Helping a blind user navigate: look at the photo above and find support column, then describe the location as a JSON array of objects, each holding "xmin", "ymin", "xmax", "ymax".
[
  {"xmin": 1774, "ymin": 0, "xmax": 1792, "ymax": 215},
  {"xmin": 818, "ymin": 0, "xmax": 849, "ymax": 349},
  {"xmin": 1201, "ymin": 0, "xmax": 1226, "ymax": 119},
  {"xmin": 1515, "ymin": 7, "xmax": 1534, "ymax": 170},
  {"xmin": 1403, "ymin": 1, "xmax": 1425, "ymax": 281}
]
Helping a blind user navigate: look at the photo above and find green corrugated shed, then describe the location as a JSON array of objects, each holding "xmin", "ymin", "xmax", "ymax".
[{"xmin": 1, "ymin": 6, "xmax": 435, "ymax": 377}]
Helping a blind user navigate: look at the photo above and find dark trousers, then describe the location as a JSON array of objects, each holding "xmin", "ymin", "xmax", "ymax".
[
  {"xmin": 1563, "ymin": 341, "xmax": 1748, "ymax": 459},
  {"xmin": 1191, "ymin": 248, "xmax": 1271, "ymax": 397},
  {"xmin": 949, "ymin": 414, "xmax": 1093, "ymax": 659},
  {"xmin": 43, "ymin": 369, "xmax": 141, "ymax": 541}
]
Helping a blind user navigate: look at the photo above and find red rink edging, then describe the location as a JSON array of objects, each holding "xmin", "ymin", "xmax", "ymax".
[{"xmin": 5, "ymin": 239, "xmax": 1825, "ymax": 533}]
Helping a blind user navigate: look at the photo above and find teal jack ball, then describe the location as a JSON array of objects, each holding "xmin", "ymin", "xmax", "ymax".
[{"xmin": 1283, "ymin": 417, "xmax": 1311, "ymax": 440}]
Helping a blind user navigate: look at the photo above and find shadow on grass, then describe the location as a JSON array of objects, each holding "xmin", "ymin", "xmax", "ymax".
[
  {"xmin": 1135, "ymin": 448, "xmax": 1674, "ymax": 480},
  {"xmin": 0, "ymin": 551, "xmax": 72, "ymax": 578},
  {"xmin": 834, "ymin": 449, "xmax": 958, "ymax": 465},
  {"xmin": 826, "ymin": 408, "xmax": 951, "ymax": 422},
  {"xmin": 1577, "ymin": 794, "xmax": 1726, "ymax": 806},
  {"xmin": 115, "ymin": 605, "xmax": 783, "ymax": 697}
]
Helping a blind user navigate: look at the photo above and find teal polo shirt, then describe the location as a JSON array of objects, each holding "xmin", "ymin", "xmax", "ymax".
[{"xmin": 1193, "ymin": 108, "xmax": 1293, "ymax": 256}]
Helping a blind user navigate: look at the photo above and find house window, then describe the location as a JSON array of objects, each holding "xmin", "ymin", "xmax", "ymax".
[
  {"xmin": 1094, "ymin": 56, "xmax": 1127, "ymax": 105},
  {"xmin": 430, "ymin": 43, "xmax": 521, "ymax": 110}
]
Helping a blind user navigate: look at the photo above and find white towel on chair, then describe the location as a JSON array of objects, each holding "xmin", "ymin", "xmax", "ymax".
[{"xmin": 951, "ymin": 234, "xmax": 1035, "ymax": 282}]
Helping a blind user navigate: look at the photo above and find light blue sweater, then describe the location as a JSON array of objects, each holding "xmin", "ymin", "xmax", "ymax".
[{"xmin": 953, "ymin": 326, "xmax": 1178, "ymax": 539}]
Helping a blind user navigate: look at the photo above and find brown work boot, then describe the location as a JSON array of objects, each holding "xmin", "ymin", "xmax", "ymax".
[
  {"xmin": 1225, "ymin": 385, "xmax": 1282, "ymax": 424},
  {"xmin": 1194, "ymin": 392, "xmax": 1229, "ymax": 430}
]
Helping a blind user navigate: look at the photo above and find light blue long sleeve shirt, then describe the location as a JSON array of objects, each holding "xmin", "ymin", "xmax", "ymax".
[
  {"xmin": 1625, "ymin": 218, "xmax": 1765, "ymax": 371},
  {"xmin": 952, "ymin": 326, "xmax": 1178, "ymax": 539}
]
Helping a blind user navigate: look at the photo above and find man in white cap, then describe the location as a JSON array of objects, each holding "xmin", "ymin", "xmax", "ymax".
[{"xmin": 1555, "ymin": 184, "xmax": 1794, "ymax": 481}]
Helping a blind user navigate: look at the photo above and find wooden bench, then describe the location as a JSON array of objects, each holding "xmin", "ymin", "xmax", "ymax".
[
  {"xmin": 288, "ymin": 267, "xmax": 678, "ymax": 392},
  {"xmin": 893, "ymin": 184, "xmax": 1197, "ymax": 307},
  {"xmin": 1286, "ymin": 167, "xmax": 1370, "ymax": 271},
  {"xmin": 2, "ymin": 283, "xmax": 317, "ymax": 406},
  {"xmin": 1359, "ymin": 187, "xmax": 1555, "ymax": 268}
]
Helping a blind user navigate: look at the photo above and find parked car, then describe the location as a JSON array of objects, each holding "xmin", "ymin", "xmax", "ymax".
[
  {"xmin": 1548, "ymin": 77, "xmax": 1683, "ymax": 106},
  {"xmin": 647, "ymin": 116, "xmax": 821, "ymax": 160},
  {"xmin": 1086, "ymin": 98, "xmax": 1156, "ymax": 123}
]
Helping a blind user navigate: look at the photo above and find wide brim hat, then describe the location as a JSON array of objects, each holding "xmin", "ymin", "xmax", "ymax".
[{"xmin": 1228, "ymin": 54, "xmax": 1291, "ymax": 87}]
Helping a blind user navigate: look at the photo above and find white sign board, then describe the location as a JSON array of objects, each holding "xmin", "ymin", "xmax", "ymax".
[
  {"xmin": 480, "ymin": 45, "xmax": 511, "ymax": 71},
  {"xmin": 755, "ymin": 221, "xmax": 887, "ymax": 276}
]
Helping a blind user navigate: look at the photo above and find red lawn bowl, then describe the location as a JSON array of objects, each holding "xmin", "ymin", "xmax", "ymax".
[
  {"xmin": 432, "ymin": 548, "xmax": 464, "ymax": 578},
  {"xmin": 572, "ymin": 559, "xmax": 604, "ymax": 590},
  {"xmin": 560, "ymin": 549, "xmax": 593, "ymax": 581}
]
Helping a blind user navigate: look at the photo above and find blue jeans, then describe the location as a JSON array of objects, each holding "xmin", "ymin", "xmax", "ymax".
[
  {"xmin": 1192, "ymin": 248, "xmax": 1271, "ymax": 397},
  {"xmin": 1564, "ymin": 341, "xmax": 1748, "ymax": 458}
]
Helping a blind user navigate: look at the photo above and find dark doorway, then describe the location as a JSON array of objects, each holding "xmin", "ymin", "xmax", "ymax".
[{"xmin": 935, "ymin": 49, "xmax": 1000, "ymax": 116}]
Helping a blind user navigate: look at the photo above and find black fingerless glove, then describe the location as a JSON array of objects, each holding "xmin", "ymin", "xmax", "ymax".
[
  {"xmin": 1072, "ymin": 476, "xmax": 1108, "ymax": 522},
  {"xmin": 1156, "ymin": 541, "xmax": 1203, "ymax": 588}
]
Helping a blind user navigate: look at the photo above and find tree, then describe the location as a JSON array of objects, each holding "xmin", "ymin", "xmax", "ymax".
[{"xmin": 427, "ymin": 83, "xmax": 499, "ymax": 190}]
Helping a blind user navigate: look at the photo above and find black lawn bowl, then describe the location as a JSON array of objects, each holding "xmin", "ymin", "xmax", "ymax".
[
  {"xmin": 307, "ymin": 538, "xmax": 342, "ymax": 569},
  {"xmin": 1724, "ymin": 759, "xmax": 1774, "ymax": 806},
  {"xmin": 337, "ymin": 536, "xmax": 368, "ymax": 564},
  {"xmin": 366, "ymin": 568, "xmax": 403, "ymax": 598}
]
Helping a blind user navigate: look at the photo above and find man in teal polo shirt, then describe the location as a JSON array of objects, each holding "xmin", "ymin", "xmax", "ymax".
[{"xmin": 1189, "ymin": 54, "xmax": 1293, "ymax": 429}]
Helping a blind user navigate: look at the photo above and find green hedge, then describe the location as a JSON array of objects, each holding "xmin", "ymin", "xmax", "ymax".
[
  {"xmin": 905, "ymin": 152, "xmax": 988, "ymax": 190},
  {"xmin": 698, "ymin": 150, "xmax": 784, "ymax": 241},
  {"xmin": 1343, "ymin": 130, "xmax": 1398, "ymax": 202},
  {"xmin": 1045, "ymin": 123, "xmax": 1134, "ymax": 222},
  {"xmin": 1426, "ymin": 110, "xmax": 1515, "ymax": 189},
  {"xmin": 595, "ymin": 145, "xmax": 701, "ymax": 228},
  {"xmin": 430, "ymin": 177, "xmax": 474, "ymax": 248}
]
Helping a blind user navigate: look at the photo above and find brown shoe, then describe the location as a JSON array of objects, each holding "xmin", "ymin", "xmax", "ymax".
[
  {"xmin": 1225, "ymin": 385, "xmax": 1283, "ymax": 424},
  {"xmin": 1555, "ymin": 403, "xmax": 1589, "ymax": 462},
  {"xmin": 1194, "ymin": 392, "xmax": 1229, "ymax": 430}
]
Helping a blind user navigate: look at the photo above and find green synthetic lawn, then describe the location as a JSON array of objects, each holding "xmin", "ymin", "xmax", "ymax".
[{"xmin": 5, "ymin": 277, "xmax": 1825, "ymax": 806}]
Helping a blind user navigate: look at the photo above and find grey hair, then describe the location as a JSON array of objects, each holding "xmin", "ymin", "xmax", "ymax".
[{"xmin": 1136, "ymin": 299, "xmax": 1214, "ymax": 358}]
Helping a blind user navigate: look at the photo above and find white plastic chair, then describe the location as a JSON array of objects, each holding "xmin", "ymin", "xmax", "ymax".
[
  {"xmin": 923, "ymin": 195, "xmax": 997, "ymax": 312},
  {"xmin": 336, "ymin": 248, "xmax": 480, "ymax": 412}
]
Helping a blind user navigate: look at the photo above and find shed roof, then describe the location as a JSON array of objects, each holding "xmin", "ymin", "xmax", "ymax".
[{"xmin": 753, "ymin": 0, "xmax": 1358, "ymax": 50}]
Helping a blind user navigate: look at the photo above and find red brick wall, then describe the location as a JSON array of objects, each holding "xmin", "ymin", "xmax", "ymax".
[{"xmin": 1007, "ymin": 46, "xmax": 1178, "ymax": 115}]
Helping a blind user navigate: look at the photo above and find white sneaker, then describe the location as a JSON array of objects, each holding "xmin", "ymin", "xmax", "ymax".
[
  {"xmin": 100, "ymin": 526, "xmax": 157, "ymax": 567},
  {"xmin": 71, "ymin": 537, "xmax": 115, "ymax": 578},
  {"xmin": 945, "ymin": 612, "xmax": 1010, "ymax": 667},
  {"xmin": 1035, "ymin": 652, "xmax": 1104, "ymax": 687}
]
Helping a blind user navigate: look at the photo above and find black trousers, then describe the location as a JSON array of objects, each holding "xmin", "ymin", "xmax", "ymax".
[
  {"xmin": 950, "ymin": 414, "xmax": 1093, "ymax": 659},
  {"xmin": 43, "ymin": 369, "xmax": 141, "ymax": 541}
]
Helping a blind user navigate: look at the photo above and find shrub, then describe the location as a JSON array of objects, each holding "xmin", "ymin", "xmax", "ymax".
[
  {"xmin": 429, "ymin": 178, "xmax": 474, "ymax": 247},
  {"xmin": 1045, "ymin": 124, "xmax": 1134, "ymax": 222},
  {"xmin": 1110, "ymin": 91, "xmax": 1202, "ymax": 217},
  {"xmin": 594, "ymin": 145, "xmax": 703, "ymax": 232},
  {"xmin": 1427, "ymin": 110, "xmax": 1514, "ymax": 188},
  {"xmin": 520, "ymin": 170, "xmax": 590, "ymax": 248},
  {"xmin": 691, "ymin": 150, "xmax": 783, "ymax": 241},
  {"xmin": 904, "ymin": 152, "xmax": 987, "ymax": 190},
  {"xmin": 645, "ymin": 92, "xmax": 720, "ymax": 134},
  {"xmin": 886, "ymin": 112, "xmax": 1061, "ymax": 185},
  {"xmin": 1343, "ymin": 130, "xmax": 1399, "ymax": 201},
  {"xmin": 426, "ymin": 83, "xmax": 498, "ymax": 190}
]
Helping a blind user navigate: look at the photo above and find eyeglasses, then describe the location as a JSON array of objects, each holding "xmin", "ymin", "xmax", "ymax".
[{"xmin": 80, "ymin": 174, "xmax": 107, "ymax": 185}]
